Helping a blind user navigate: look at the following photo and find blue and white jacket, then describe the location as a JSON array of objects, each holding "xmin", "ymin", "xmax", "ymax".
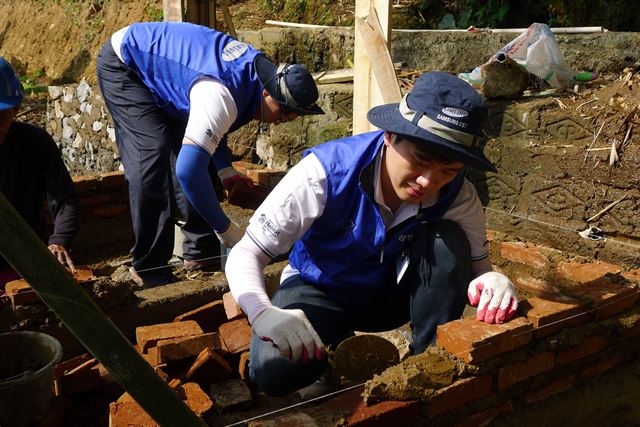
[
  {"xmin": 119, "ymin": 22, "xmax": 262, "ymax": 133},
  {"xmin": 288, "ymin": 131, "xmax": 464, "ymax": 306}
]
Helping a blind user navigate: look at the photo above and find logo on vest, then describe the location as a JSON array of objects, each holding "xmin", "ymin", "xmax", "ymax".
[
  {"xmin": 222, "ymin": 40, "xmax": 248, "ymax": 61},
  {"xmin": 257, "ymin": 213, "xmax": 280, "ymax": 238}
]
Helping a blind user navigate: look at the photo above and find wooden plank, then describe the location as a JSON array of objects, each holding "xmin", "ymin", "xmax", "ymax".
[
  {"xmin": 356, "ymin": 5, "xmax": 401, "ymax": 103},
  {"xmin": 313, "ymin": 68, "xmax": 354, "ymax": 84},
  {"xmin": 353, "ymin": 0, "xmax": 393, "ymax": 135},
  {"xmin": 163, "ymin": 0, "xmax": 184, "ymax": 22},
  {"xmin": 220, "ymin": 0, "xmax": 237, "ymax": 38}
]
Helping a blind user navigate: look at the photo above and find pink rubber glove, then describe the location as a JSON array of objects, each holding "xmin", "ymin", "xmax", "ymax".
[
  {"xmin": 218, "ymin": 167, "xmax": 255, "ymax": 192},
  {"xmin": 468, "ymin": 271, "xmax": 518, "ymax": 324}
]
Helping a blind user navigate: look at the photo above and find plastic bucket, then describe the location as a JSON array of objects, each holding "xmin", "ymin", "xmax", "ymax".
[{"xmin": 0, "ymin": 331, "xmax": 63, "ymax": 427}]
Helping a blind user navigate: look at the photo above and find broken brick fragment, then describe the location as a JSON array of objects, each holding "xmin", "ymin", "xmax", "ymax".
[
  {"xmin": 173, "ymin": 300, "xmax": 228, "ymax": 333},
  {"xmin": 218, "ymin": 318, "xmax": 252, "ymax": 354},
  {"xmin": 177, "ymin": 382, "xmax": 214, "ymax": 416},
  {"xmin": 222, "ymin": 292, "xmax": 244, "ymax": 320}
]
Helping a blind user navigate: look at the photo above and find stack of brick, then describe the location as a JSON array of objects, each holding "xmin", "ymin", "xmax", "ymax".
[
  {"xmin": 349, "ymin": 234, "xmax": 640, "ymax": 426},
  {"xmin": 4, "ymin": 266, "xmax": 96, "ymax": 306},
  {"xmin": 108, "ymin": 292, "xmax": 254, "ymax": 424}
]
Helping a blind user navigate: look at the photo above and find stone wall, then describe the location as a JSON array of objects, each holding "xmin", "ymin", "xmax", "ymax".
[{"xmin": 47, "ymin": 81, "xmax": 120, "ymax": 176}]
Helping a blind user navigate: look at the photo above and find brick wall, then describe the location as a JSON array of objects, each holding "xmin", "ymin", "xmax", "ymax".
[
  {"xmin": 359, "ymin": 234, "xmax": 640, "ymax": 426},
  {"xmin": 48, "ymin": 171, "xmax": 134, "ymax": 255}
]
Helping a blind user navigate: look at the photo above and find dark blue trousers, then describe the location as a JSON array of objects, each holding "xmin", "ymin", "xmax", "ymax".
[
  {"xmin": 249, "ymin": 220, "xmax": 473, "ymax": 396},
  {"xmin": 96, "ymin": 42, "xmax": 220, "ymax": 278}
]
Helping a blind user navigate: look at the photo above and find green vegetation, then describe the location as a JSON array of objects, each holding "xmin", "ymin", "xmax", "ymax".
[
  {"xmin": 144, "ymin": 3, "xmax": 164, "ymax": 22},
  {"xmin": 20, "ymin": 69, "xmax": 48, "ymax": 95}
]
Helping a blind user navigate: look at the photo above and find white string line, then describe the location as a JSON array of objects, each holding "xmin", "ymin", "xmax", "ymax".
[
  {"xmin": 221, "ymin": 287, "xmax": 640, "ymax": 426},
  {"xmin": 223, "ymin": 383, "xmax": 365, "ymax": 427},
  {"xmin": 484, "ymin": 206, "xmax": 640, "ymax": 251}
]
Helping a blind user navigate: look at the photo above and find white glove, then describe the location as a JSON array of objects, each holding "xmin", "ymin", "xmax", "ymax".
[
  {"xmin": 215, "ymin": 221, "xmax": 244, "ymax": 248},
  {"xmin": 218, "ymin": 167, "xmax": 255, "ymax": 191},
  {"xmin": 252, "ymin": 306, "xmax": 325, "ymax": 362},
  {"xmin": 468, "ymin": 271, "xmax": 518, "ymax": 324}
]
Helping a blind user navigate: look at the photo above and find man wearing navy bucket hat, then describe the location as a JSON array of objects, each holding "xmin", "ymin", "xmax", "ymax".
[
  {"xmin": 0, "ymin": 56, "xmax": 80, "ymax": 287},
  {"xmin": 225, "ymin": 71, "xmax": 519, "ymax": 396},
  {"xmin": 96, "ymin": 22, "xmax": 323, "ymax": 286}
]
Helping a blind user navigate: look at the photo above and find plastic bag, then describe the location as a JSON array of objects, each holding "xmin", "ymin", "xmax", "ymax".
[
  {"xmin": 459, "ymin": 23, "xmax": 576, "ymax": 90},
  {"xmin": 495, "ymin": 23, "xmax": 575, "ymax": 88}
]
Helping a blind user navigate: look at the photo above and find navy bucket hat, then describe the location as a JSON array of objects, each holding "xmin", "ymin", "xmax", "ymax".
[
  {"xmin": 255, "ymin": 55, "xmax": 324, "ymax": 116},
  {"xmin": 368, "ymin": 71, "xmax": 495, "ymax": 172}
]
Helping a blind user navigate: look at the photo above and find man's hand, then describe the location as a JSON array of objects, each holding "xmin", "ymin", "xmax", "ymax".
[
  {"xmin": 218, "ymin": 167, "xmax": 255, "ymax": 192},
  {"xmin": 47, "ymin": 244, "xmax": 76, "ymax": 273},
  {"xmin": 252, "ymin": 306, "xmax": 325, "ymax": 362},
  {"xmin": 468, "ymin": 271, "xmax": 518, "ymax": 324},
  {"xmin": 215, "ymin": 221, "xmax": 244, "ymax": 248}
]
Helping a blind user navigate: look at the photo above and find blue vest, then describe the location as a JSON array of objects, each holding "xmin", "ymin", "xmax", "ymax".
[
  {"xmin": 289, "ymin": 130, "xmax": 464, "ymax": 306},
  {"xmin": 120, "ymin": 22, "xmax": 262, "ymax": 132}
]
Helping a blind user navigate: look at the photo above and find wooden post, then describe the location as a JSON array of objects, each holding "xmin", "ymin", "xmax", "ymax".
[
  {"xmin": 353, "ymin": 0, "xmax": 397, "ymax": 134},
  {"xmin": 220, "ymin": 0, "xmax": 237, "ymax": 38},
  {"xmin": 163, "ymin": 0, "xmax": 184, "ymax": 22},
  {"xmin": 0, "ymin": 192, "xmax": 206, "ymax": 427}
]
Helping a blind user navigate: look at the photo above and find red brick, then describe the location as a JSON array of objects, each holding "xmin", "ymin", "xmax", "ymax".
[
  {"xmin": 5, "ymin": 279, "xmax": 40, "ymax": 305},
  {"xmin": 524, "ymin": 375, "xmax": 574, "ymax": 404},
  {"xmin": 54, "ymin": 353, "xmax": 92, "ymax": 379},
  {"xmin": 455, "ymin": 400, "xmax": 513, "ymax": 427},
  {"xmin": 72, "ymin": 175, "xmax": 99, "ymax": 192},
  {"xmin": 519, "ymin": 297, "xmax": 591, "ymax": 337},
  {"xmin": 246, "ymin": 169, "xmax": 285, "ymax": 188},
  {"xmin": 177, "ymin": 382, "xmax": 213, "ymax": 416},
  {"xmin": 436, "ymin": 317, "xmax": 533, "ymax": 364},
  {"xmin": 347, "ymin": 399, "xmax": 421, "ymax": 426},
  {"xmin": 580, "ymin": 352, "xmax": 625, "ymax": 381},
  {"xmin": 238, "ymin": 351, "xmax": 251, "ymax": 380},
  {"xmin": 222, "ymin": 292, "xmax": 244, "ymax": 320},
  {"xmin": 498, "ymin": 351, "xmax": 554, "ymax": 390},
  {"xmin": 218, "ymin": 318, "xmax": 252, "ymax": 354},
  {"xmin": 569, "ymin": 278, "xmax": 640, "ymax": 320},
  {"xmin": 513, "ymin": 274, "xmax": 561, "ymax": 297},
  {"xmin": 109, "ymin": 401, "xmax": 158, "ymax": 427},
  {"xmin": 155, "ymin": 332, "xmax": 220, "ymax": 363},
  {"xmin": 98, "ymin": 171, "xmax": 126, "ymax": 188},
  {"xmin": 500, "ymin": 242, "xmax": 555, "ymax": 269},
  {"xmin": 231, "ymin": 161, "xmax": 257, "ymax": 175},
  {"xmin": 60, "ymin": 365, "xmax": 104, "ymax": 394},
  {"xmin": 73, "ymin": 265, "xmax": 96, "ymax": 282},
  {"xmin": 426, "ymin": 375, "xmax": 493, "ymax": 417},
  {"xmin": 557, "ymin": 335, "xmax": 608, "ymax": 365},
  {"xmin": 136, "ymin": 321, "xmax": 203, "ymax": 352},
  {"xmin": 556, "ymin": 260, "xmax": 621, "ymax": 283},
  {"xmin": 173, "ymin": 300, "xmax": 228, "ymax": 333}
]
